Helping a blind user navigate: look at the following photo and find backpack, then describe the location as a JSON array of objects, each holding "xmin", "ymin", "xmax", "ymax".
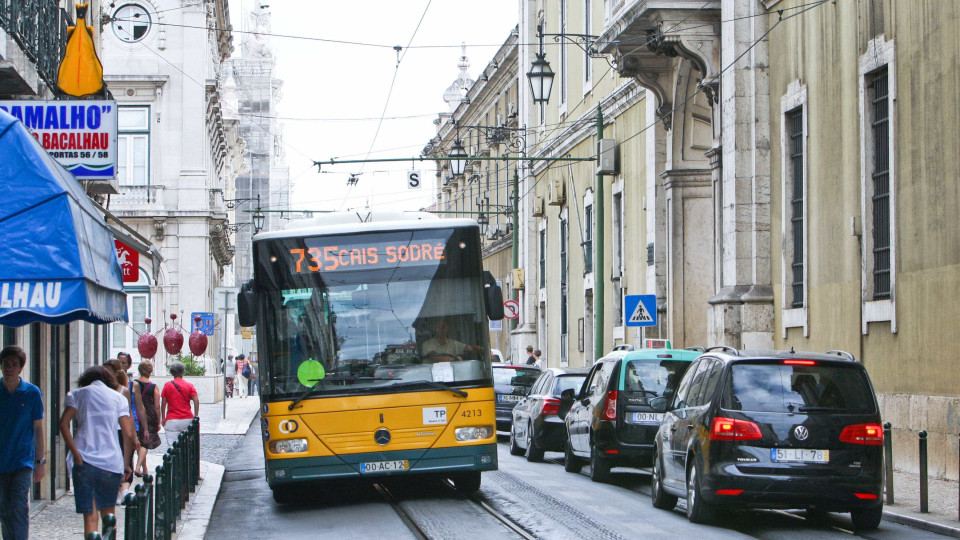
[{"xmin": 242, "ymin": 363, "xmax": 251, "ymax": 378}]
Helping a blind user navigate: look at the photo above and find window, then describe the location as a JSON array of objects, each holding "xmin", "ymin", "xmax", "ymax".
[
  {"xmin": 868, "ymin": 67, "xmax": 891, "ymax": 300},
  {"xmin": 560, "ymin": 0, "xmax": 568, "ymax": 105},
  {"xmin": 583, "ymin": 0, "xmax": 592, "ymax": 85},
  {"xmin": 117, "ymin": 107, "xmax": 149, "ymax": 185},
  {"xmin": 858, "ymin": 35, "xmax": 897, "ymax": 333},
  {"xmin": 560, "ymin": 217, "xmax": 569, "ymax": 365},
  {"xmin": 584, "ymin": 204, "xmax": 593, "ymax": 273},
  {"xmin": 539, "ymin": 228, "xmax": 546, "ymax": 289},
  {"xmin": 787, "ymin": 108, "xmax": 804, "ymax": 307},
  {"xmin": 111, "ymin": 4, "xmax": 151, "ymax": 43},
  {"xmin": 780, "ymin": 81, "xmax": 808, "ymax": 336},
  {"xmin": 111, "ymin": 292, "xmax": 148, "ymax": 351}
]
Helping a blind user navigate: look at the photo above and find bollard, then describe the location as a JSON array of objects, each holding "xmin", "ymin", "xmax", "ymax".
[
  {"xmin": 123, "ymin": 491, "xmax": 138, "ymax": 540},
  {"xmin": 919, "ymin": 430, "xmax": 928, "ymax": 513},
  {"xmin": 143, "ymin": 474, "xmax": 154, "ymax": 540},
  {"xmin": 101, "ymin": 513, "xmax": 116, "ymax": 540},
  {"xmin": 883, "ymin": 422, "xmax": 894, "ymax": 505}
]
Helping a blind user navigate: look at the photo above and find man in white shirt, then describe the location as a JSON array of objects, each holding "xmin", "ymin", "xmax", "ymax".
[{"xmin": 421, "ymin": 319, "xmax": 483, "ymax": 362}]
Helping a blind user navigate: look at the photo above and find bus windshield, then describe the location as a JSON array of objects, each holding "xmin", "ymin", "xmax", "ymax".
[{"xmin": 253, "ymin": 226, "xmax": 493, "ymax": 399}]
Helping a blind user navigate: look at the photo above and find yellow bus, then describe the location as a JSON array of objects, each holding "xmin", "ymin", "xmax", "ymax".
[{"xmin": 237, "ymin": 212, "xmax": 504, "ymax": 503}]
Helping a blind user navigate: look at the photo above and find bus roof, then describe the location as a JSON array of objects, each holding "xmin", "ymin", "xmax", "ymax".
[{"xmin": 253, "ymin": 212, "xmax": 478, "ymax": 241}]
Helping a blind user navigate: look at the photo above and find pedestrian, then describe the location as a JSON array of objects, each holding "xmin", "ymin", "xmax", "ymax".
[
  {"xmin": 235, "ymin": 355, "xmax": 248, "ymax": 398},
  {"xmin": 533, "ymin": 349, "xmax": 544, "ymax": 369},
  {"xmin": 117, "ymin": 353, "xmax": 146, "ymax": 482},
  {"xmin": 224, "ymin": 354, "xmax": 236, "ymax": 398},
  {"xmin": 133, "ymin": 360, "xmax": 162, "ymax": 477},
  {"xmin": 525, "ymin": 345, "xmax": 536, "ymax": 365},
  {"xmin": 247, "ymin": 358, "xmax": 258, "ymax": 397},
  {"xmin": 160, "ymin": 361, "xmax": 199, "ymax": 444},
  {"xmin": 58, "ymin": 365, "xmax": 136, "ymax": 538},
  {"xmin": 0, "ymin": 345, "xmax": 45, "ymax": 540},
  {"xmin": 103, "ymin": 360, "xmax": 138, "ymax": 498}
]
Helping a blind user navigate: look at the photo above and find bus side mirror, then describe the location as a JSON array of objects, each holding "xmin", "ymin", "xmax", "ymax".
[
  {"xmin": 483, "ymin": 271, "xmax": 504, "ymax": 320},
  {"xmin": 237, "ymin": 280, "xmax": 257, "ymax": 327}
]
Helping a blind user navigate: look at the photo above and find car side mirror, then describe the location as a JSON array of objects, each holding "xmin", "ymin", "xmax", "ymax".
[
  {"xmin": 560, "ymin": 388, "xmax": 576, "ymax": 402},
  {"xmin": 237, "ymin": 280, "xmax": 257, "ymax": 327},
  {"xmin": 649, "ymin": 396, "xmax": 668, "ymax": 412}
]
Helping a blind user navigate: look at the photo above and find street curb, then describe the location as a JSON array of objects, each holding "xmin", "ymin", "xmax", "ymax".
[
  {"xmin": 883, "ymin": 509, "xmax": 960, "ymax": 538},
  {"xmin": 175, "ymin": 461, "xmax": 225, "ymax": 540}
]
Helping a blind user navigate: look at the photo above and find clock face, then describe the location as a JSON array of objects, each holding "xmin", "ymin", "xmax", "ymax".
[{"xmin": 111, "ymin": 4, "xmax": 151, "ymax": 43}]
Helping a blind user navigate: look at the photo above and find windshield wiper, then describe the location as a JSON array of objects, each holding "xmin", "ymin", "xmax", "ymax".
[
  {"xmin": 288, "ymin": 374, "xmax": 401, "ymax": 410},
  {"xmin": 387, "ymin": 379, "xmax": 468, "ymax": 398}
]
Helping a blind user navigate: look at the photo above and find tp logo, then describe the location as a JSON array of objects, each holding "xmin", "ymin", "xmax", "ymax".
[{"xmin": 278, "ymin": 420, "xmax": 299, "ymax": 434}]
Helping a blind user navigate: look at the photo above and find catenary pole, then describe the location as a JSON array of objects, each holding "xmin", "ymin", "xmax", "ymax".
[{"xmin": 594, "ymin": 105, "xmax": 604, "ymax": 362}]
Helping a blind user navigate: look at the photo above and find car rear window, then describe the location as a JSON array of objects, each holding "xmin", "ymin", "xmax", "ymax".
[
  {"xmin": 721, "ymin": 362, "xmax": 876, "ymax": 414},
  {"xmin": 553, "ymin": 375, "xmax": 586, "ymax": 396},
  {"xmin": 622, "ymin": 359, "xmax": 693, "ymax": 399},
  {"xmin": 492, "ymin": 367, "xmax": 540, "ymax": 385}
]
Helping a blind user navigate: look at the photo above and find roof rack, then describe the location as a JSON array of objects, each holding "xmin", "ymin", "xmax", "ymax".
[
  {"xmin": 705, "ymin": 345, "xmax": 740, "ymax": 356},
  {"xmin": 685, "ymin": 346, "xmax": 706, "ymax": 352},
  {"xmin": 826, "ymin": 350, "xmax": 857, "ymax": 362}
]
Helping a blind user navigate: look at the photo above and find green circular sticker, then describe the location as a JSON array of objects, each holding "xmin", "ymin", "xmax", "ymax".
[{"xmin": 297, "ymin": 359, "xmax": 325, "ymax": 387}]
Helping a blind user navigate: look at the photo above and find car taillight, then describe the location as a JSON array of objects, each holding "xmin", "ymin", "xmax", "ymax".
[
  {"xmin": 604, "ymin": 391, "xmax": 618, "ymax": 420},
  {"xmin": 839, "ymin": 423, "xmax": 883, "ymax": 445},
  {"xmin": 709, "ymin": 417, "xmax": 763, "ymax": 441},
  {"xmin": 540, "ymin": 398, "xmax": 560, "ymax": 416}
]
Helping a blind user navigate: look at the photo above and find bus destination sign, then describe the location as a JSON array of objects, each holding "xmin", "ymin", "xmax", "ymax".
[{"xmin": 288, "ymin": 240, "xmax": 449, "ymax": 273}]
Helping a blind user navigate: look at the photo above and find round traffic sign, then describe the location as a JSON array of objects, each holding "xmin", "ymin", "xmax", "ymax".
[{"xmin": 503, "ymin": 299, "xmax": 520, "ymax": 319}]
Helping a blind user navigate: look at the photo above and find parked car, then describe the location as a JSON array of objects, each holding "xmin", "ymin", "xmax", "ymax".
[
  {"xmin": 492, "ymin": 363, "xmax": 541, "ymax": 431},
  {"xmin": 651, "ymin": 348, "xmax": 884, "ymax": 530},
  {"xmin": 509, "ymin": 367, "xmax": 589, "ymax": 461},
  {"xmin": 562, "ymin": 347, "xmax": 701, "ymax": 482},
  {"xmin": 491, "ymin": 348, "xmax": 505, "ymax": 363}
]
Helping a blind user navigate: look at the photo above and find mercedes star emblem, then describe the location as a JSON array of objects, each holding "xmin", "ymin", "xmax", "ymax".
[
  {"xmin": 793, "ymin": 425, "xmax": 809, "ymax": 441},
  {"xmin": 374, "ymin": 428, "xmax": 391, "ymax": 446}
]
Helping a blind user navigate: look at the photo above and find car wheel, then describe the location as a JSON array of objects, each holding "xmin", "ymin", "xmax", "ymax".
[
  {"xmin": 564, "ymin": 440, "xmax": 583, "ymax": 473},
  {"xmin": 525, "ymin": 421, "xmax": 545, "ymax": 462},
  {"xmin": 589, "ymin": 444, "xmax": 612, "ymax": 483},
  {"xmin": 451, "ymin": 471, "xmax": 482, "ymax": 495},
  {"xmin": 686, "ymin": 460, "xmax": 717, "ymax": 524},
  {"xmin": 850, "ymin": 504, "xmax": 883, "ymax": 530},
  {"xmin": 651, "ymin": 446, "xmax": 677, "ymax": 510},
  {"xmin": 509, "ymin": 424, "xmax": 524, "ymax": 456}
]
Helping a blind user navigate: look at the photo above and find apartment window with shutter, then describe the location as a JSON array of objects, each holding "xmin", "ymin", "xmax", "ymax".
[
  {"xmin": 868, "ymin": 66, "xmax": 891, "ymax": 300},
  {"xmin": 584, "ymin": 204, "xmax": 593, "ymax": 273},
  {"xmin": 539, "ymin": 228, "xmax": 546, "ymax": 289},
  {"xmin": 787, "ymin": 108, "xmax": 805, "ymax": 308},
  {"xmin": 560, "ymin": 218, "xmax": 568, "ymax": 365}
]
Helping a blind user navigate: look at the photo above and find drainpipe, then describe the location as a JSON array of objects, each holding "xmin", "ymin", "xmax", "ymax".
[{"xmin": 594, "ymin": 105, "xmax": 604, "ymax": 361}]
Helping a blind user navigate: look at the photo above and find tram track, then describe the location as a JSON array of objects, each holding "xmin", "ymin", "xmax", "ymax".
[{"xmin": 374, "ymin": 479, "xmax": 537, "ymax": 540}]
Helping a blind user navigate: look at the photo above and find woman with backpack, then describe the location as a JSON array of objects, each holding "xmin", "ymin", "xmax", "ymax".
[{"xmin": 159, "ymin": 362, "xmax": 199, "ymax": 444}]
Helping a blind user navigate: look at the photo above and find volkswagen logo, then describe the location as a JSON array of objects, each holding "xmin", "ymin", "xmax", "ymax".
[
  {"xmin": 374, "ymin": 428, "xmax": 391, "ymax": 446},
  {"xmin": 278, "ymin": 419, "xmax": 299, "ymax": 434},
  {"xmin": 793, "ymin": 425, "xmax": 810, "ymax": 441}
]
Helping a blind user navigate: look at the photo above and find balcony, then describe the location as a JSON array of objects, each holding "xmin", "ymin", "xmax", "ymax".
[
  {"xmin": 109, "ymin": 185, "xmax": 166, "ymax": 212},
  {"xmin": 0, "ymin": 0, "xmax": 70, "ymax": 94}
]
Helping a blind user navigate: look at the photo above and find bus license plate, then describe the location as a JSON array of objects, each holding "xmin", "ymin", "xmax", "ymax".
[
  {"xmin": 771, "ymin": 449, "xmax": 829, "ymax": 463},
  {"xmin": 631, "ymin": 412, "xmax": 663, "ymax": 424},
  {"xmin": 360, "ymin": 460, "xmax": 409, "ymax": 473}
]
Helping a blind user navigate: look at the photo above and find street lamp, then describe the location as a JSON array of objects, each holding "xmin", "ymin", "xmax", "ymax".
[
  {"xmin": 448, "ymin": 139, "xmax": 468, "ymax": 177},
  {"xmin": 527, "ymin": 25, "xmax": 555, "ymax": 104},
  {"xmin": 253, "ymin": 207, "xmax": 265, "ymax": 233}
]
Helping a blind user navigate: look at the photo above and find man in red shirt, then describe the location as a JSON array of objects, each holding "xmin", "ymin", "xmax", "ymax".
[{"xmin": 159, "ymin": 361, "xmax": 199, "ymax": 444}]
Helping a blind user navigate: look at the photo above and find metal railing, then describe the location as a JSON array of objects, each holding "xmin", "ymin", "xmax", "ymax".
[
  {"xmin": 85, "ymin": 417, "xmax": 200, "ymax": 540},
  {"xmin": 0, "ymin": 0, "xmax": 70, "ymax": 90}
]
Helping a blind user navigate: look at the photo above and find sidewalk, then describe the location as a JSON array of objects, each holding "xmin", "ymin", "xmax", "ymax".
[
  {"xmin": 886, "ymin": 469, "xmax": 960, "ymax": 537},
  {"xmin": 29, "ymin": 396, "xmax": 261, "ymax": 539}
]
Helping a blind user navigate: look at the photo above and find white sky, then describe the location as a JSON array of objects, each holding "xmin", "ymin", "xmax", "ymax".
[{"xmin": 230, "ymin": 0, "xmax": 519, "ymax": 214}]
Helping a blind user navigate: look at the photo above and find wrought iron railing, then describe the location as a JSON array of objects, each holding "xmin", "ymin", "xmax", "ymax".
[{"xmin": 0, "ymin": 0, "xmax": 70, "ymax": 91}]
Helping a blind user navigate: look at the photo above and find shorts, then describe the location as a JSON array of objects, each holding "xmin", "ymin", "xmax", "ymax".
[{"xmin": 72, "ymin": 463, "xmax": 123, "ymax": 514}]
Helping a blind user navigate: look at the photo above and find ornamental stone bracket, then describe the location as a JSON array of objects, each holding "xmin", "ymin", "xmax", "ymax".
[
  {"xmin": 597, "ymin": 2, "xmax": 721, "ymax": 129},
  {"xmin": 209, "ymin": 220, "xmax": 234, "ymax": 268}
]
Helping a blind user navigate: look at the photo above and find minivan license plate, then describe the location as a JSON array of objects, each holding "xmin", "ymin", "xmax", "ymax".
[
  {"xmin": 499, "ymin": 394, "xmax": 522, "ymax": 403},
  {"xmin": 360, "ymin": 460, "xmax": 409, "ymax": 473},
  {"xmin": 771, "ymin": 449, "xmax": 829, "ymax": 463},
  {"xmin": 631, "ymin": 412, "xmax": 663, "ymax": 424}
]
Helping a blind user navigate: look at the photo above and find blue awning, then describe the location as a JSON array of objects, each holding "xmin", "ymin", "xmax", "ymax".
[{"xmin": 0, "ymin": 108, "xmax": 127, "ymax": 327}]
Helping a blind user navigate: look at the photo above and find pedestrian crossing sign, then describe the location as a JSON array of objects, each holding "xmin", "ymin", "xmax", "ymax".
[{"xmin": 623, "ymin": 295, "xmax": 657, "ymax": 327}]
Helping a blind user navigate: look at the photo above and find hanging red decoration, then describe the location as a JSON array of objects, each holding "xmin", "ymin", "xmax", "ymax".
[
  {"xmin": 163, "ymin": 313, "xmax": 183, "ymax": 355},
  {"xmin": 138, "ymin": 333, "xmax": 158, "ymax": 359},
  {"xmin": 189, "ymin": 315, "xmax": 208, "ymax": 356}
]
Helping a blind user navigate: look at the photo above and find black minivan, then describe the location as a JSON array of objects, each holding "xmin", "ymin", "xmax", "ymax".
[{"xmin": 652, "ymin": 348, "xmax": 884, "ymax": 530}]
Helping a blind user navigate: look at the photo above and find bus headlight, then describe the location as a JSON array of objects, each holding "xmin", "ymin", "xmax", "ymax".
[
  {"xmin": 269, "ymin": 439, "xmax": 308, "ymax": 454},
  {"xmin": 455, "ymin": 426, "xmax": 494, "ymax": 441}
]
